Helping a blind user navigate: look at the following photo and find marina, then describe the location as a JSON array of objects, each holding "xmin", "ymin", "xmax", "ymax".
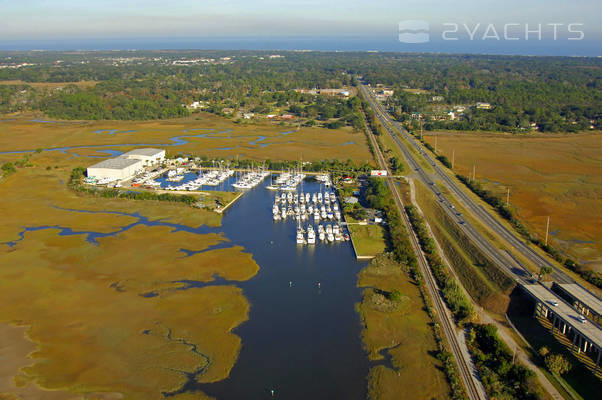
[
  {"xmin": 272, "ymin": 187, "xmax": 348, "ymax": 245},
  {"xmin": 195, "ymin": 175, "xmax": 369, "ymax": 400},
  {"xmin": 85, "ymin": 154, "xmax": 354, "ymax": 246}
]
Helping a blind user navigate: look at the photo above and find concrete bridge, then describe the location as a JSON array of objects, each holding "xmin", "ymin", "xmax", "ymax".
[
  {"xmin": 552, "ymin": 282, "xmax": 601, "ymax": 326},
  {"xmin": 521, "ymin": 283, "xmax": 602, "ymax": 373}
]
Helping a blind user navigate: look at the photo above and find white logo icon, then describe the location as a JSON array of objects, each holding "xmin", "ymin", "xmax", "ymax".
[{"xmin": 399, "ymin": 20, "xmax": 430, "ymax": 43}]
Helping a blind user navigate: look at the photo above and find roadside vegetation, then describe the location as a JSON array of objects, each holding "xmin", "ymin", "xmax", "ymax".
[
  {"xmin": 414, "ymin": 180, "xmax": 515, "ymax": 313},
  {"xmin": 405, "ymin": 204, "xmax": 476, "ymax": 324},
  {"xmin": 467, "ymin": 324, "xmax": 546, "ymax": 400}
]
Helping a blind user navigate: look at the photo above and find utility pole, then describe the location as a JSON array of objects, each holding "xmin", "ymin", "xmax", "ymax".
[
  {"xmin": 452, "ymin": 149, "xmax": 455, "ymax": 169},
  {"xmin": 435, "ymin": 135, "xmax": 438, "ymax": 153},
  {"xmin": 472, "ymin": 164, "xmax": 476, "ymax": 181},
  {"xmin": 506, "ymin": 187, "xmax": 510, "ymax": 206},
  {"xmin": 545, "ymin": 216, "xmax": 550, "ymax": 246}
]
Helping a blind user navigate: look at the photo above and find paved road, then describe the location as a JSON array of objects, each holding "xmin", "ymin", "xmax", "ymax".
[
  {"xmin": 363, "ymin": 112, "xmax": 487, "ymax": 400},
  {"xmin": 359, "ymin": 84, "xmax": 577, "ymax": 286}
]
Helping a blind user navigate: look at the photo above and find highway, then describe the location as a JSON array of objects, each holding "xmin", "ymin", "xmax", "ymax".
[
  {"xmin": 363, "ymin": 109, "xmax": 487, "ymax": 400},
  {"xmin": 359, "ymin": 84, "xmax": 575, "ymax": 286}
]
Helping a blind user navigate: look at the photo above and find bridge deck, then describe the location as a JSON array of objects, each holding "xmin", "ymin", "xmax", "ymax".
[
  {"xmin": 522, "ymin": 284, "xmax": 602, "ymax": 349},
  {"xmin": 556, "ymin": 283, "xmax": 602, "ymax": 317}
]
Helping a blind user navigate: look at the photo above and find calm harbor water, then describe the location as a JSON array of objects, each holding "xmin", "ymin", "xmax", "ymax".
[
  {"xmin": 196, "ymin": 179, "xmax": 370, "ymax": 399},
  {"xmin": 2, "ymin": 177, "xmax": 370, "ymax": 399}
]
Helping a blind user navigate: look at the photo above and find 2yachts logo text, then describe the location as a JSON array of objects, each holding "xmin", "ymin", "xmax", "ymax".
[{"xmin": 399, "ymin": 20, "xmax": 585, "ymax": 43}]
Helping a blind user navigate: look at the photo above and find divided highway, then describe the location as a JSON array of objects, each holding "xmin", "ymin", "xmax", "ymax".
[
  {"xmin": 363, "ymin": 109, "xmax": 487, "ymax": 400},
  {"xmin": 360, "ymin": 84, "xmax": 575, "ymax": 286}
]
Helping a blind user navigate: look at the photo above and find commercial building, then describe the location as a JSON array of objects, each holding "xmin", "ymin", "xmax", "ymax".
[
  {"xmin": 87, "ymin": 157, "xmax": 144, "ymax": 181},
  {"xmin": 86, "ymin": 148, "xmax": 165, "ymax": 181},
  {"xmin": 121, "ymin": 148, "xmax": 166, "ymax": 166}
]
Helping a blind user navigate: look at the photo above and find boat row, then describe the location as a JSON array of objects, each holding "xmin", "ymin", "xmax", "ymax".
[
  {"xmin": 166, "ymin": 168, "xmax": 187, "ymax": 182},
  {"xmin": 273, "ymin": 203, "xmax": 340, "ymax": 222},
  {"xmin": 314, "ymin": 173, "xmax": 332, "ymax": 187},
  {"xmin": 273, "ymin": 190, "xmax": 340, "ymax": 222},
  {"xmin": 132, "ymin": 169, "xmax": 165, "ymax": 185},
  {"xmin": 163, "ymin": 168, "xmax": 235, "ymax": 191},
  {"xmin": 86, "ymin": 176, "xmax": 117, "ymax": 185},
  {"xmin": 232, "ymin": 170, "xmax": 270, "ymax": 189},
  {"xmin": 296, "ymin": 223, "xmax": 349, "ymax": 244},
  {"xmin": 275, "ymin": 191, "xmax": 336, "ymax": 205},
  {"xmin": 266, "ymin": 171, "xmax": 306, "ymax": 191}
]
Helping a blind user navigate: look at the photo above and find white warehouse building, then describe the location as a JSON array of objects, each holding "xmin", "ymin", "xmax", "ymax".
[
  {"xmin": 122, "ymin": 148, "xmax": 165, "ymax": 166},
  {"xmin": 87, "ymin": 157, "xmax": 144, "ymax": 181}
]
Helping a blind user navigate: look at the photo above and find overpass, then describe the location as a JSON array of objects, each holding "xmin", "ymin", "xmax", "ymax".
[
  {"xmin": 521, "ymin": 283, "xmax": 602, "ymax": 373},
  {"xmin": 552, "ymin": 283, "xmax": 602, "ymax": 326}
]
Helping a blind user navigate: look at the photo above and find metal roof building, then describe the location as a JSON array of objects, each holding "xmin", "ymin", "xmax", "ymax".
[
  {"xmin": 122, "ymin": 148, "xmax": 165, "ymax": 165},
  {"xmin": 87, "ymin": 157, "xmax": 144, "ymax": 181}
]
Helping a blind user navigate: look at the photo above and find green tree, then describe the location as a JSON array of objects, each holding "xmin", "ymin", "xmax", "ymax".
[
  {"xmin": 388, "ymin": 289, "xmax": 402, "ymax": 302},
  {"xmin": 539, "ymin": 266, "xmax": 553, "ymax": 281},
  {"xmin": 538, "ymin": 346, "xmax": 550, "ymax": 358},
  {"xmin": 544, "ymin": 354, "xmax": 572, "ymax": 376},
  {"xmin": 1, "ymin": 162, "xmax": 17, "ymax": 176}
]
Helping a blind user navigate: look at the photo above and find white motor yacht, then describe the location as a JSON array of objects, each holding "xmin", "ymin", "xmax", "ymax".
[
  {"xmin": 307, "ymin": 225, "xmax": 316, "ymax": 244},
  {"xmin": 296, "ymin": 229, "xmax": 304, "ymax": 244}
]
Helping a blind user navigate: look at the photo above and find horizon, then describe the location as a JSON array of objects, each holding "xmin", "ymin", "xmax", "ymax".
[
  {"xmin": 1, "ymin": 1, "xmax": 601, "ymax": 57},
  {"xmin": 1, "ymin": 36, "xmax": 600, "ymax": 57}
]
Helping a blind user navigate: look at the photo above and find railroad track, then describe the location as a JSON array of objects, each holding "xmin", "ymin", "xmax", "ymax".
[{"xmin": 363, "ymin": 116, "xmax": 486, "ymax": 400}]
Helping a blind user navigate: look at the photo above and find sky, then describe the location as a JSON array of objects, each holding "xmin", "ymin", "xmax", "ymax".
[{"xmin": 0, "ymin": 0, "xmax": 600, "ymax": 54}]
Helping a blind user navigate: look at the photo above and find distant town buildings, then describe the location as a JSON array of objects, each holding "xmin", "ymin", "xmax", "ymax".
[
  {"xmin": 294, "ymin": 88, "xmax": 352, "ymax": 97},
  {"xmin": 188, "ymin": 101, "xmax": 207, "ymax": 109},
  {"xmin": 476, "ymin": 102, "xmax": 492, "ymax": 110}
]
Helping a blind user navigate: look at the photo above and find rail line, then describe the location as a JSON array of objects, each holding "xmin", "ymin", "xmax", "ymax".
[{"xmin": 363, "ymin": 113, "xmax": 486, "ymax": 400}]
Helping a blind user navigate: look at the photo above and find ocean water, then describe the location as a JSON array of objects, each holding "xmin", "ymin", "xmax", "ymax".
[{"xmin": 0, "ymin": 36, "xmax": 599, "ymax": 57}]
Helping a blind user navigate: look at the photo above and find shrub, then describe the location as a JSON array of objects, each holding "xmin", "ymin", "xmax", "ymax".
[{"xmin": 544, "ymin": 354, "xmax": 572, "ymax": 376}]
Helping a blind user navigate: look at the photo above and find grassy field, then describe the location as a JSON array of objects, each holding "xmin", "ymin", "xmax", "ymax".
[
  {"xmin": 0, "ymin": 150, "xmax": 259, "ymax": 399},
  {"xmin": 0, "ymin": 113, "xmax": 373, "ymax": 164},
  {"xmin": 414, "ymin": 179, "xmax": 515, "ymax": 314},
  {"xmin": 345, "ymin": 216, "xmax": 386, "ymax": 258},
  {"xmin": 357, "ymin": 255, "xmax": 451, "ymax": 400},
  {"xmin": 424, "ymin": 132, "xmax": 602, "ymax": 273}
]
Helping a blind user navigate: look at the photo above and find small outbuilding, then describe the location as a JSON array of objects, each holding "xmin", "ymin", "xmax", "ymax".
[{"xmin": 344, "ymin": 196, "xmax": 359, "ymax": 204}]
